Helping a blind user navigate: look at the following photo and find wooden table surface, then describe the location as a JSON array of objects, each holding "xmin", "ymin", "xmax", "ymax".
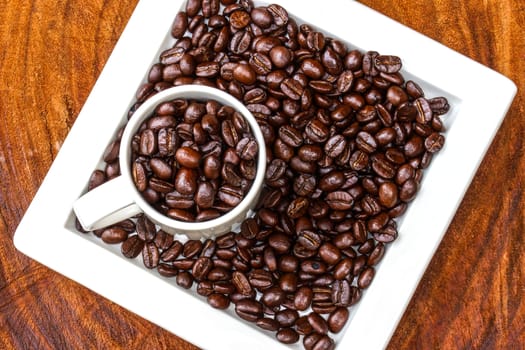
[{"xmin": 1, "ymin": 0, "xmax": 523, "ymax": 349}]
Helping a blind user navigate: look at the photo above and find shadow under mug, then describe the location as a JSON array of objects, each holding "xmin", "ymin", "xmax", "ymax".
[{"xmin": 73, "ymin": 85, "xmax": 267, "ymax": 240}]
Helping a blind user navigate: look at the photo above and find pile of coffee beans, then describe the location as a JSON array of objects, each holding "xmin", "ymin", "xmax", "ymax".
[
  {"xmin": 78, "ymin": 0, "xmax": 450, "ymax": 349},
  {"xmin": 130, "ymin": 98, "xmax": 258, "ymax": 222}
]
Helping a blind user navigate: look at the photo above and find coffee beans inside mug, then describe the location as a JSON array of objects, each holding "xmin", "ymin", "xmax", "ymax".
[
  {"xmin": 79, "ymin": 0, "xmax": 451, "ymax": 348},
  {"xmin": 130, "ymin": 98, "xmax": 258, "ymax": 222}
]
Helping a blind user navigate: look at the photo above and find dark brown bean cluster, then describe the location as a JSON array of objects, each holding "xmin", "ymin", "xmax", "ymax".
[
  {"xmin": 79, "ymin": 0, "xmax": 450, "ymax": 349},
  {"xmin": 129, "ymin": 98, "xmax": 258, "ymax": 222}
]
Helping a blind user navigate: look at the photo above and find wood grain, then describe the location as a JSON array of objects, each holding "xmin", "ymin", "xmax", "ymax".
[{"xmin": 0, "ymin": 0, "xmax": 523, "ymax": 349}]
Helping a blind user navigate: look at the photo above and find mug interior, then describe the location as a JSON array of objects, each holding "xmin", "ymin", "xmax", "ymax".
[{"xmin": 119, "ymin": 85, "xmax": 267, "ymax": 238}]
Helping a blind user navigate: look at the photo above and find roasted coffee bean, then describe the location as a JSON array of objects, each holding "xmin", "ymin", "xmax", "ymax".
[
  {"xmin": 297, "ymin": 230, "xmax": 321, "ymax": 251},
  {"xmin": 101, "ymin": 227, "xmax": 128, "ymax": 244},
  {"xmin": 218, "ymin": 184, "xmax": 244, "ymax": 206},
  {"xmin": 276, "ymin": 328, "xmax": 300, "ymax": 344},
  {"xmin": 307, "ymin": 312, "xmax": 329, "ymax": 335},
  {"xmin": 293, "ymin": 174, "xmax": 316, "ymax": 197},
  {"xmin": 304, "ymin": 333, "xmax": 336, "ymax": 350},
  {"xmin": 136, "ymin": 216, "xmax": 157, "ymax": 242},
  {"xmin": 207, "ymin": 293, "xmax": 230, "ymax": 309},
  {"xmin": 325, "ymin": 191, "xmax": 354, "ymax": 211},
  {"xmin": 121, "ymin": 235, "xmax": 144, "ymax": 258},
  {"xmin": 267, "ymin": 3, "xmax": 288, "ymax": 26},
  {"xmin": 305, "ymin": 119, "xmax": 329, "ymax": 143},
  {"xmin": 425, "ymin": 132, "xmax": 445, "ymax": 153},
  {"xmin": 358, "ymin": 266, "xmax": 375, "ymax": 289},
  {"xmin": 428, "ymin": 96, "xmax": 450, "ymax": 115},
  {"xmin": 280, "ymin": 77, "xmax": 304, "ymax": 100},
  {"xmin": 157, "ymin": 263, "xmax": 179, "ymax": 278},
  {"xmin": 319, "ymin": 171, "xmax": 345, "ymax": 192},
  {"xmin": 232, "ymin": 271, "xmax": 253, "ymax": 295},
  {"xmin": 333, "ymin": 257, "xmax": 353, "ymax": 280},
  {"xmin": 235, "ymin": 299, "xmax": 263, "ymax": 322},
  {"xmin": 207, "ymin": 267, "xmax": 232, "ymax": 282},
  {"xmin": 261, "ymin": 286, "xmax": 286, "ymax": 307},
  {"xmin": 236, "ymin": 137, "xmax": 258, "ymax": 160},
  {"xmin": 301, "ymin": 58, "xmax": 325, "ymax": 79},
  {"xmin": 327, "ymin": 307, "xmax": 349, "ymax": 333},
  {"xmin": 132, "ymin": 162, "xmax": 148, "ymax": 192},
  {"xmin": 248, "ymin": 268, "xmax": 274, "ymax": 290},
  {"xmin": 203, "ymin": 155, "xmax": 221, "ymax": 180},
  {"xmin": 176, "ymin": 271, "xmax": 194, "ymax": 289},
  {"xmin": 301, "ymin": 259, "xmax": 327, "ymax": 275},
  {"xmin": 278, "ymin": 125, "xmax": 303, "ymax": 147},
  {"xmin": 174, "ymin": 168, "xmax": 197, "ymax": 195},
  {"xmin": 331, "ymin": 279, "xmax": 351, "ymax": 306},
  {"xmin": 233, "ymin": 63, "xmax": 257, "ymax": 85},
  {"xmin": 294, "ymin": 286, "xmax": 314, "ymax": 311},
  {"xmin": 88, "ymin": 169, "xmax": 106, "ymax": 191},
  {"xmin": 142, "ymin": 242, "xmax": 160, "ymax": 269},
  {"xmin": 195, "ymin": 181, "xmax": 216, "ymax": 209},
  {"xmin": 277, "ymin": 272, "xmax": 298, "ymax": 293},
  {"xmin": 287, "ymin": 197, "xmax": 309, "ymax": 219},
  {"xmin": 171, "ymin": 12, "xmax": 188, "ymax": 39},
  {"xmin": 275, "ymin": 308, "xmax": 299, "ymax": 327},
  {"xmin": 160, "ymin": 241, "xmax": 183, "ymax": 262},
  {"xmin": 256, "ymin": 317, "xmax": 280, "ymax": 331},
  {"xmin": 153, "ymin": 230, "xmax": 174, "ymax": 251},
  {"xmin": 400, "ymin": 178, "xmax": 419, "ymax": 202},
  {"xmin": 318, "ymin": 243, "xmax": 341, "ymax": 265},
  {"xmin": 374, "ymin": 55, "xmax": 402, "ymax": 73},
  {"xmin": 149, "ymin": 158, "xmax": 172, "ymax": 180},
  {"xmin": 229, "ymin": 29, "xmax": 252, "ymax": 54},
  {"xmin": 192, "ymin": 257, "xmax": 213, "ymax": 280},
  {"xmin": 230, "ymin": 10, "xmax": 251, "ymax": 29}
]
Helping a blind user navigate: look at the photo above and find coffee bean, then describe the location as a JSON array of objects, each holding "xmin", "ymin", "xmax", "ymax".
[
  {"xmin": 142, "ymin": 242, "xmax": 160, "ymax": 269},
  {"xmin": 294, "ymin": 285, "xmax": 314, "ymax": 311},
  {"xmin": 275, "ymin": 308, "xmax": 299, "ymax": 327},
  {"xmin": 136, "ymin": 215, "xmax": 157, "ymax": 242},
  {"xmin": 176, "ymin": 271, "xmax": 194, "ymax": 289},
  {"xmin": 325, "ymin": 191, "xmax": 354, "ymax": 211},
  {"xmin": 276, "ymin": 328, "xmax": 300, "ymax": 344},
  {"xmin": 233, "ymin": 63, "xmax": 256, "ymax": 85},
  {"xmin": 358, "ymin": 266, "xmax": 375, "ymax": 289},
  {"xmin": 425, "ymin": 132, "xmax": 445, "ymax": 153},
  {"xmin": 232, "ymin": 271, "xmax": 253, "ymax": 295},
  {"xmin": 378, "ymin": 181, "xmax": 398, "ymax": 208},
  {"xmin": 207, "ymin": 293, "xmax": 230, "ymax": 309},
  {"xmin": 256, "ymin": 317, "xmax": 280, "ymax": 331},
  {"xmin": 305, "ymin": 119, "xmax": 329, "ymax": 143},
  {"xmin": 157, "ymin": 263, "xmax": 179, "ymax": 278},
  {"xmin": 267, "ymin": 3, "xmax": 288, "ymax": 27},
  {"xmin": 304, "ymin": 333, "xmax": 335, "ymax": 350},
  {"xmin": 121, "ymin": 235, "xmax": 144, "ymax": 258},
  {"xmin": 235, "ymin": 299, "xmax": 263, "ymax": 322},
  {"xmin": 101, "ymin": 227, "xmax": 128, "ymax": 244},
  {"xmin": 307, "ymin": 312, "xmax": 329, "ymax": 335},
  {"xmin": 230, "ymin": 10, "xmax": 251, "ymax": 29},
  {"xmin": 192, "ymin": 257, "xmax": 213, "ymax": 280},
  {"xmin": 195, "ymin": 181, "xmax": 216, "ymax": 209},
  {"xmin": 319, "ymin": 171, "xmax": 345, "ymax": 192}
]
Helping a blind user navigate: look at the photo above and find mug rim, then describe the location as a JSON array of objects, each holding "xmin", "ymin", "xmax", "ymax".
[{"xmin": 119, "ymin": 85, "xmax": 267, "ymax": 237}]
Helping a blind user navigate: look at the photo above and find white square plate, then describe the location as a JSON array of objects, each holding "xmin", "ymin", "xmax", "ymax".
[{"xmin": 14, "ymin": 1, "xmax": 516, "ymax": 349}]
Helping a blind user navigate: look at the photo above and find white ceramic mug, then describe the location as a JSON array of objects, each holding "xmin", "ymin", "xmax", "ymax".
[{"xmin": 73, "ymin": 85, "xmax": 266, "ymax": 239}]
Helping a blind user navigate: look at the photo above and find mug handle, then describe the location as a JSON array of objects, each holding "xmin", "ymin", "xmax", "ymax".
[{"xmin": 73, "ymin": 176, "xmax": 141, "ymax": 231}]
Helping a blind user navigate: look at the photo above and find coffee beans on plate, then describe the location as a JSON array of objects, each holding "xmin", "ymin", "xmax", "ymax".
[
  {"xmin": 78, "ymin": 0, "xmax": 451, "ymax": 348},
  {"xmin": 130, "ymin": 98, "xmax": 258, "ymax": 222}
]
